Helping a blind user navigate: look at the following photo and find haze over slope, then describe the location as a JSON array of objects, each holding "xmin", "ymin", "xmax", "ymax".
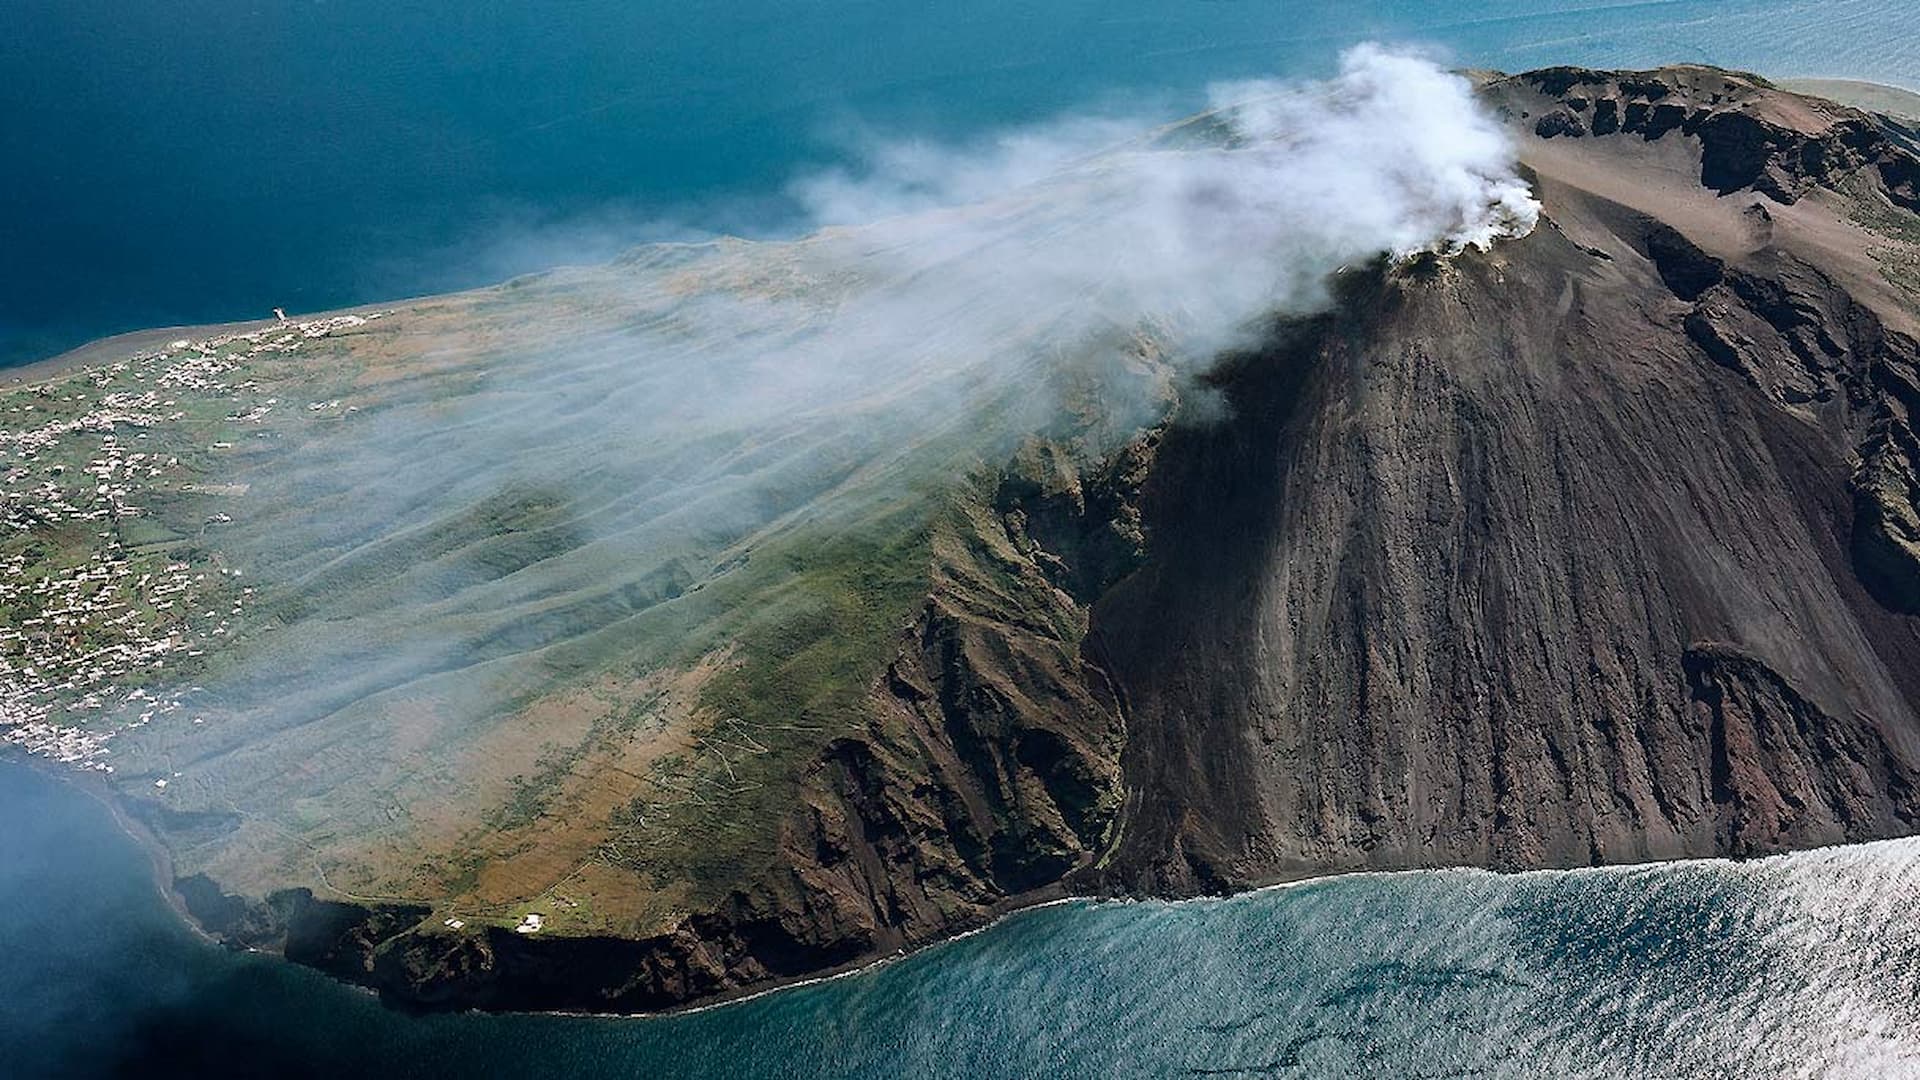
[
  {"xmin": 7, "ymin": 45, "xmax": 1535, "ymax": 899},
  {"xmin": 177, "ymin": 45, "xmax": 1537, "ymax": 723}
]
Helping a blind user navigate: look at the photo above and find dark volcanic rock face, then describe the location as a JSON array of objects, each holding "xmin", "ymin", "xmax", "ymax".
[
  {"xmin": 1092, "ymin": 66, "xmax": 1920, "ymax": 894},
  {"xmin": 1521, "ymin": 66, "xmax": 1920, "ymax": 210}
]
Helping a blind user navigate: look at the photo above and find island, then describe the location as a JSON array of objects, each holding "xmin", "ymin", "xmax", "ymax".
[{"xmin": 4, "ymin": 63, "xmax": 1919, "ymax": 1014}]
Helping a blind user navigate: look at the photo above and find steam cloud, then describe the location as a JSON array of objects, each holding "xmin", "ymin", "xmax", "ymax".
[
  {"xmin": 618, "ymin": 43, "xmax": 1542, "ymax": 444},
  {"xmin": 189, "ymin": 45, "xmax": 1541, "ymax": 738},
  {"xmin": 791, "ymin": 43, "xmax": 1539, "ymax": 356}
]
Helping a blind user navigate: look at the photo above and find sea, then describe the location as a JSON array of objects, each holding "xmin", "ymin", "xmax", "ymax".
[
  {"xmin": 4, "ymin": 758, "xmax": 1919, "ymax": 1078},
  {"xmin": 6, "ymin": 2, "xmax": 1920, "ymax": 1077},
  {"xmin": 4, "ymin": 0, "xmax": 1920, "ymax": 368}
]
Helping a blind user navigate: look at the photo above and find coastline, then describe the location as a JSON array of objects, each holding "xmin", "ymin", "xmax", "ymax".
[
  {"xmin": 0, "ymin": 745, "xmax": 1506, "ymax": 1021},
  {"xmin": 7, "ymin": 754, "xmax": 1917, "ymax": 1076},
  {"xmin": 7, "ymin": 72, "xmax": 1908, "ymax": 395},
  {"xmin": 36, "ymin": 741, "xmax": 1920, "ymax": 1026},
  {"xmin": 1, "ymin": 319, "xmax": 288, "ymax": 392},
  {"xmin": 650, "ymin": 862, "xmax": 1483, "ymax": 1022},
  {"xmin": 0, "ymin": 754, "xmax": 1527, "ymax": 1022},
  {"xmin": 1777, "ymin": 76, "xmax": 1920, "ymax": 121},
  {"xmin": 0, "ymin": 247, "xmax": 703, "ymax": 392},
  {"xmin": 0, "ymin": 299, "xmax": 410, "ymax": 392},
  {"xmin": 530, "ymin": 834, "xmax": 1920, "ymax": 1022},
  {"xmin": 0, "ymin": 752, "xmax": 217, "ymax": 948},
  {"xmin": 0, "ymin": 735, "xmax": 1105, "ymax": 1018}
]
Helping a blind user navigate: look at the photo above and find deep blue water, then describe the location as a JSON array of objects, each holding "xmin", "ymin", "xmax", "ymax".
[
  {"xmin": 4, "ymin": 0, "xmax": 1919, "ymax": 367},
  {"xmin": 5, "ymin": 757, "xmax": 1919, "ymax": 1078}
]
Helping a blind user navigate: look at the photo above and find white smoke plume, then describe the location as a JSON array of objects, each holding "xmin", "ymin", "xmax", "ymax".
[
  {"xmin": 497, "ymin": 43, "xmax": 1547, "ymax": 454},
  {"xmin": 769, "ymin": 42, "xmax": 1541, "ymax": 390}
]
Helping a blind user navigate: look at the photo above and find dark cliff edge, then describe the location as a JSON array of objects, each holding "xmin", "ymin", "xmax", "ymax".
[{"xmin": 156, "ymin": 64, "xmax": 1920, "ymax": 1013}]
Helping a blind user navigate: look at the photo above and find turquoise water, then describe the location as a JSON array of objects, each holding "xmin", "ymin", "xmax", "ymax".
[
  {"xmin": 4, "ymin": 757, "xmax": 1919, "ymax": 1078},
  {"xmin": 4, "ymin": 0, "xmax": 1919, "ymax": 366}
]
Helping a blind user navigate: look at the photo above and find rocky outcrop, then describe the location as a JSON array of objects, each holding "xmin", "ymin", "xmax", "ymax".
[
  {"xmin": 1684, "ymin": 643, "xmax": 1917, "ymax": 856},
  {"xmin": 1519, "ymin": 66, "xmax": 1920, "ymax": 210},
  {"xmin": 1854, "ymin": 419, "xmax": 1920, "ymax": 613}
]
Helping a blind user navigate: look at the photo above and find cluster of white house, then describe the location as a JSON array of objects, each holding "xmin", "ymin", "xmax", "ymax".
[
  {"xmin": 0, "ymin": 544, "xmax": 233, "ymax": 768},
  {"xmin": 1, "ymin": 395, "xmax": 171, "ymax": 530},
  {"xmin": 0, "ymin": 311, "xmax": 388, "ymax": 771}
]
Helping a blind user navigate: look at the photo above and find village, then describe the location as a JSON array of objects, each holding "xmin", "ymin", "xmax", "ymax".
[{"xmin": 0, "ymin": 312, "xmax": 386, "ymax": 770}]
